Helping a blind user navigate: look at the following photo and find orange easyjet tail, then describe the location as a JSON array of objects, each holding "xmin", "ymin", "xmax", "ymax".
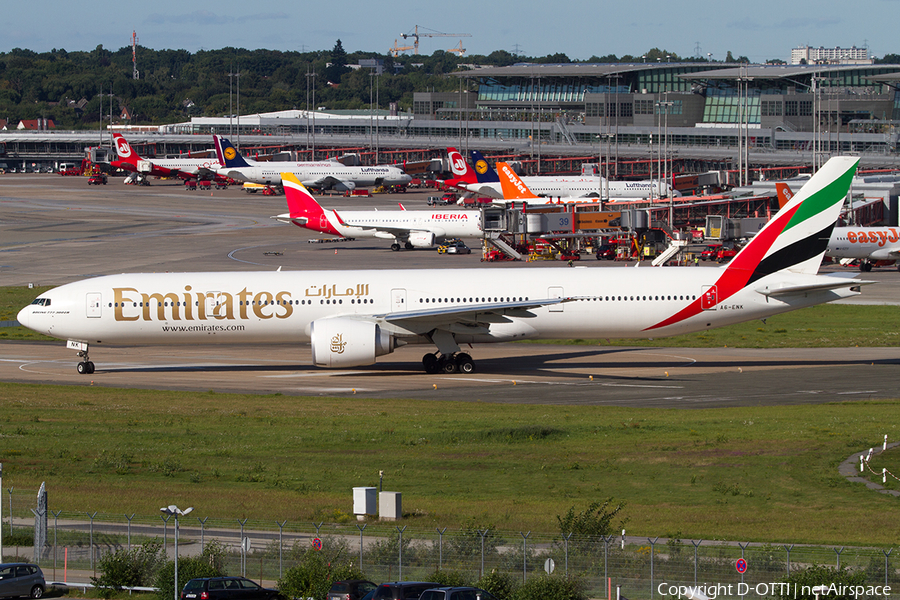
[
  {"xmin": 775, "ymin": 182, "xmax": 794, "ymax": 208},
  {"xmin": 496, "ymin": 162, "xmax": 539, "ymax": 200}
]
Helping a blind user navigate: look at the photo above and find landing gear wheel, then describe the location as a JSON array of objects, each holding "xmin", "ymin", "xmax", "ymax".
[
  {"xmin": 455, "ymin": 353, "xmax": 475, "ymax": 374},
  {"xmin": 77, "ymin": 362, "xmax": 89, "ymax": 375},
  {"xmin": 391, "ymin": 243, "xmax": 401, "ymax": 252},
  {"xmin": 440, "ymin": 357, "xmax": 457, "ymax": 374},
  {"xmin": 422, "ymin": 353, "xmax": 440, "ymax": 374},
  {"xmin": 861, "ymin": 262, "xmax": 873, "ymax": 272},
  {"xmin": 86, "ymin": 361, "xmax": 95, "ymax": 374},
  {"xmin": 405, "ymin": 241, "xmax": 414, "ymax": 250}
]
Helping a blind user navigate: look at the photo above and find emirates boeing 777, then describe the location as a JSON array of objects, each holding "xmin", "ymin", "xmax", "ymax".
[{"xmin": 18, "ymin": 157, "xmax": 868, "ymax": 375}]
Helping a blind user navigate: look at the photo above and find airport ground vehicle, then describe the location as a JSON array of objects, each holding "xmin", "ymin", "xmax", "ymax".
[
  {"xmin": 716, "ymin": 246, "xmax": 739, "ymax": 262},
  {"xmin": 594, "ymin": 243, "xmax": 616, "ymax": 260},
  {"xmin": 438, "ymin": 239, "xmax": 471, "ymax": 255},
  {"xmin": 427, "ymin": 192, "xmax": 458, "ymax": 206},
  {"xmin": 419, "ymin": 588, "xmax": 498, "ymax": 600},
  {"xmin": 0, "ymin": 563, "xmax": 45, "ymax": 599},
  {"xmin": 181, "ymin": 577, "xmax": 279, "ymax": 600},
  {"xmin": 700, "ymin": 244, "xmax": 722, "ymax": 261},
  {"xmin": 327, "ymin": 581, "xmax": 377, "ymax": 600},
  {"xmin": 87, "ymin": 174, "xmax": 107, "ymax": 185}
]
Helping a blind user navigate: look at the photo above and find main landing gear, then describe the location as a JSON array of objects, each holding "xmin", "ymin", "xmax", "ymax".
[
  {"xmin": 390, "ymin": 241, "xmax": 416, "ymax": 251},
  {"xmin": 422, "ymin": 352, "xmax": 475, "ymax": 374}
]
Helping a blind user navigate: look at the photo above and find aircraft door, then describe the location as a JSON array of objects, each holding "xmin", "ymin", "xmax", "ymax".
[
  {"xmin": 86, "ymin": 292, "xmax": 102, "ymax": 318},
  {"xmin": 391, "ymin": 288, "xmax": 407, "ymax": 313},
  {"xmin": 548, "ymin": 286, "xmax": 564, "ymax": 312},
  {"xmin": 701, "ymin": 285, "xmax": 717, "ymax": 310},
  {"xmin": 205, "ymin": 292, "xmax": 221, "ymax": 318}
]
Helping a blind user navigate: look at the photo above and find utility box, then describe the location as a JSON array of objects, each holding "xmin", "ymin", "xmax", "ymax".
[
  {"xmin": 353, "ymin": 487, "xmax": 377, "ymax": 520},
  {"xmin": 379, "ymin": 491, "xmax": 402, "ymax": 521}
]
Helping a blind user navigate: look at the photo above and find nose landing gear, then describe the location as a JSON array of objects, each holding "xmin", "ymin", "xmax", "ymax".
[{"xmin": 76, "ymin": 349, "xmax": 95, "ymax": 375}]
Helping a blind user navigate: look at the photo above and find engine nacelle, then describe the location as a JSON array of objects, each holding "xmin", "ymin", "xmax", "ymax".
[
  {"xmin": 333, "ymin": 180, "xmax": 356, "ymax": 192},
  {"xmin": 310, "ymin": 317, "xmax": 394, "ymax": 368},
  {"xmin": 408, "ymin": 231, "xmax": 436, "ymax": 248}
]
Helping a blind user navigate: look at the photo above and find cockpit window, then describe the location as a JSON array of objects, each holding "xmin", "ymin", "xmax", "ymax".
[{"xmin": 30, "ymin": 298, "xmax": 51, "ymax": 306}]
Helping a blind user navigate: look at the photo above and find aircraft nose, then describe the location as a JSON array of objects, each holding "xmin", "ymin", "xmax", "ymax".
[{"xmin": 16, "ymin": 305, "xmax": 30, "ymax": 329}]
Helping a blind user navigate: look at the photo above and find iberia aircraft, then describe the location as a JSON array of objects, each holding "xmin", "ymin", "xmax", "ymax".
[
  {"xmin": 213, "ymin": 136, "xmax": 412, "ymax": 192},
  {"xmin": 273, "ymin": 173, "xmax": 482, "ymax": 251},
  {"xmin": 777, "ymin": 182, "xmax": 900, "ymax": 272},
  {"xmin": 18, "ymin": 157, "xmax": 869, "ymax": 376},
  {"xmin": 446, "ymin": 148, "xmax": 678, "ymax": 201},
  {"xmin": 110, "ymin": 134, "xmax": 221, "ymax": 181}
]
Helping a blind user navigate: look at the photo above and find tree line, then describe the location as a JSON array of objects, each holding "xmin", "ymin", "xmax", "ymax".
[{"xmin": 1, "ymin": 42, "xmax": 897, "ymax": 129}]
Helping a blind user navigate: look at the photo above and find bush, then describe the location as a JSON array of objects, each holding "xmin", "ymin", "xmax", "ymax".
[
  {"xmin": 476, "ymin": 571, "xmax": 516, "ymax": 600},
  {"xmin": 425, "ymin": 570, "xmax": 470, "ymax": 587},
  {"xmin": 92, "ymin": 541, "xmax": 165, "ymax": 599},
  {"xmin": 513, "ymin": 575, "xmax": 585, "ymax": 600},
  {"xmin": 278, "ymin": 547, "xmax": 365, "ymax": 600}
]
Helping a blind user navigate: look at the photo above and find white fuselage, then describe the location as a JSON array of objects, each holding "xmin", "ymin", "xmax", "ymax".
[
  {"xmin": 826, "ymin": 227, "xmax": 900, "ymax": 261},
  {"xmin": 460, "ymin": 176, "xmax": 676, "ymax": 200},
  {"xmin": 17, "ymin": 267, "xmax": 857, "ymax": 350},
  {"xmin": 219, "ymin": 162, "xmax": 411, "ymax": 188},
  {"xmin": 318, "ymin": 209, "xmax": 482, "ymax": 242}
]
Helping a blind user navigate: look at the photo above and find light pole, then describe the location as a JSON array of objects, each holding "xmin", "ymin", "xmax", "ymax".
[{"xmin": 161, "ymin": 505, "xmax": 193, "ymax": 600}]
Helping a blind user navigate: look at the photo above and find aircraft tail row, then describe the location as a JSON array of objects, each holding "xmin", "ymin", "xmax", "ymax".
[{"xmin": 213, "ymin": 135, "xmax": 254, "ymax": 169}]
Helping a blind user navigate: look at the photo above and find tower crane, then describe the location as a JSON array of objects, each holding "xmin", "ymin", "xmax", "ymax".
[{"xmin": 395, "ymin": 25, "xmax": 471, "ymax": 55}]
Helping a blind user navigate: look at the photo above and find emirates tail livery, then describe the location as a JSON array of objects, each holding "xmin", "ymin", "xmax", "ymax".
[
  {"xmin": 273, "ymin": 173, "xmax": 482, "ymax": 251},
  {"xmin": 110, "ymin": 134, "xmax": 221, "ymax": 180},
  {"xmin": 212, "ymin": 136, "xmax": 412, "ymax": 191},
  {"xmin": 18, "ymin": 157, "xmax": 869, "ymax": 376},
  {"xmin": 779, "ymin": 182, "xmax": 900, "ymax": 272}
]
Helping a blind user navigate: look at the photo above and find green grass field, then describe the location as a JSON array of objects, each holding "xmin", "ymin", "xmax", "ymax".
[{"xmin": 0, "ymin": 381, "xmax": 898, "ymax": 546}]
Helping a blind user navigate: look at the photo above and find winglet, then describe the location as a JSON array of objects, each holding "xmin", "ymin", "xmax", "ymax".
[{"xmin": 496, "ymin": 162, "xmax": 539, "ymax": 199}]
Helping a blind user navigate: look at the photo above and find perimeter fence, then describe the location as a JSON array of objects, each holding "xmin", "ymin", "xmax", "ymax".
[{"xmin": 2, "ymin": 508, "xmax": 898, "ymax": 600}]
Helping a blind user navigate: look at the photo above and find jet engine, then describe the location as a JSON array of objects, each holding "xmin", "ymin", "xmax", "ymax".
[
  {"xmin": 332, "ymin": 181, "xmax": 356, "ymax": 192},
  {"xmin": 408, "ymin": 231, "xmax": 436, "ymax": 248},
  {"xmin": 310, "ymin": 318, "xmax": 394, "ymax": 367}
]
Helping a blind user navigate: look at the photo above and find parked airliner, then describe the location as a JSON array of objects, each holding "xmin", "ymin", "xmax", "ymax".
[
  {"xmin": 17, "ymin": 157, "xmax": 868, "ymax": 375},
  {"xmin": 273, "ymin": 173, "xmax": 482, "ymax": 251},
  {"xmin": 213, "ymin": 136, "xmax": 411, "ymax": 191},
  {"xmin": 110, "ymin": 134, "xmax": 221, "ymax": 181},
  {"xmin": 446, "ymin": 148, "xmax": 677, "ymax": 200}
]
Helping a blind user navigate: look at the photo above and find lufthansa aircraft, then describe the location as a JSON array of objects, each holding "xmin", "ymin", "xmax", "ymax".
[
  {"xmin": 213, "ymin": 136, "xmax": 411, "ymax": 191},
  {"xmin": 18, "ymin": 157, "xmax": 868, "ymax": 375},
  {"xmin": 273, "ymin": 173, "xmax": 482, "ymax": 251}
]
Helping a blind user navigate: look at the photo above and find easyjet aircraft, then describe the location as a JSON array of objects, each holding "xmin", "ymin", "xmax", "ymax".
[
  {"xmin": 273, "ymin": 173, "xmax": 482, "ymax": 251},
  {"xmin": 779, "ymin": 182, "xmax": 900, "ymax": 272},
  {"xmin": 18, "ymin": 157, "xmax": 868, "ymax": 376},
  {"xmin": 213, "ymin": 136, "xmax": 411, "ymax": 191},
  {"xmin": 110, "ymin": 134, "xmax": 221, "ymax": 181}
]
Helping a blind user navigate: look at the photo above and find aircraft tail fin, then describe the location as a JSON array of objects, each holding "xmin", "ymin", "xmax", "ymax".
[
  {"xmin": 447, "ymin": 147, "xmax": 477, "ymax": 183},
  {"xmin": 469, "ymin": 150, "xmax": 500, "ymax": 183},
  {"xmin": 730, "ymin": 156, "xmax": 858, "ymax": 279},
  {"xmin": 112, "ymin": 133, "xmax": 140, "ymax": 167},
  {"xmin": 282, "ymin": 172, "xmax": 325, "ymax": 218},
  {"xmin": 496, "ymin": 162, "xmax": 540, "ymax": 199},
  {"xmin": 214, "ymin": 135, "xmax": 253, "ymax": 169},
  {"xmin": 775, "ymin": 182, "xmax": 794, "ymax": 208}
]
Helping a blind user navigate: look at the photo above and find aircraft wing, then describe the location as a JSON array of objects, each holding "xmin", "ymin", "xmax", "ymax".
[
  {"xmin": 303, "ymin": 175, "xmax": 345, "ymax": 189},
  {"xmin": 364, "ymin": 297, "xmax": 575, "ymax": 336}
]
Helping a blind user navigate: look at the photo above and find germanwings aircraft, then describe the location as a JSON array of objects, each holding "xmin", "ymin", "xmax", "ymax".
[
  {"xmin": 18, "ymin": 157, "xmax": 868, "ymax": 376},
  {"xmin": 110, "ymin": 134, "xmax": 221, "ymax": 180},
  {"xmin": 213, "ymin": 136, "xmax": 411, "ymax": 191},
  {"xmin": 273, "ymin": 173, "xmax": 482, "ymax": 251},
  {"xmin": 446, "ymin": 148, "xmax": 678, "ymax": 200},
  {"xmin": 778, "ymin": 182, "xmax": 900, "ymax": 272}
]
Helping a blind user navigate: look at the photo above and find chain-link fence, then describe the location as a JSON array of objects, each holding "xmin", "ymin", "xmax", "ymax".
[{"xmin": 2, "ymin": 505, "xmax": 897, "ymax": 600}]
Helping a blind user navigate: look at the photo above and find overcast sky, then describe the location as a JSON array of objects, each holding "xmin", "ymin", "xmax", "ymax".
[{"xmin": 4, "ymin": 0, "xmax": 891, "ymax": 64}]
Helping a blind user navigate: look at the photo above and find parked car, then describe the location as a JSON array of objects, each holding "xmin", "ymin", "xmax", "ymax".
[
  {"xmin": 368, "ymin": 582, "xmax": 441, "ymax": 600},
  {"xmin": 420, "ymin": 588, "xmax": 498, "ymax": 600},
  {"xmin": 181, "ymin": 576, "xmax": 280, "ymax": 600},
  {"xmin": 594, "ymin": 243, "xmax": 616, "ymax": 260},
  {"xmin": 87, "ymin": 173, "xmax": 107, "ymax": 185},
  {"xmin": 0, "ymin": 563, "xmax": 45, "ymax": 599},
  {"xmin": 327, "ymin": 581, "xmax": 377, "ymax": 600}
]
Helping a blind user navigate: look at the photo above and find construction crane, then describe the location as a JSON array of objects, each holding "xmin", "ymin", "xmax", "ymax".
[
  {"xmin": 389, "ymin": 39, "xmax": 416, "ymax": 57},
  {"xmin": 396, "ymin": 25, "xmax": 471, "ymax": 55},
  {"xmin": 446, "ymin": 40, "xmax": 467, "ymax": 56}
]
